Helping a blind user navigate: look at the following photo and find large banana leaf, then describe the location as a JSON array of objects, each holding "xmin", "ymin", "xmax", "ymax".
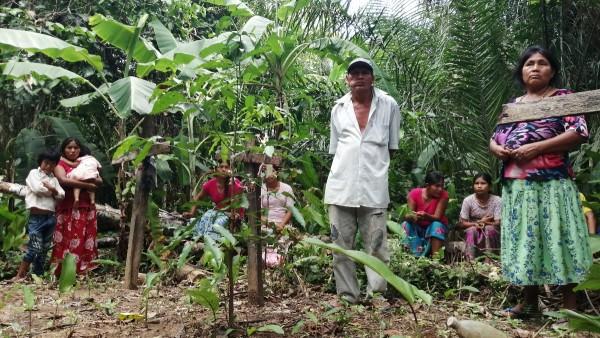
[
  {"xmin": 0, "ymin": 28, "xmax": 103, "ymax": 71},
  {"xmin": 206, "ymin": 0, "xmax": 254, "ymax": 17},
  {"xmin": 89, "ymin": 14, "xmax": 159, "ymax": 63},
  {"xmin": 303, "ymin": 237, "xmax": 432, "ymax": 305},
  {"xmin": 13, "ymin": 128, "xmax": 46, "ymax": 181},
  {"xmin": 60, "ymin": 83, "xmax": 110, "ymax": 108},
  {"xmin": 2, "ymin": 61, "xmax": 83, "ymax": 81},
  {"xmin": 108, "ymin": 76, "xmax": 156, "ymax": 118},
  {"xmin": 241, "ymin": 16, "xmax": 273, "ymax": 45},
  {"xmin": 148, "ymin": 18, "xmax": 178, "ymax": 53},
  {"xmin": 277, "ymin": 0, "xmax": 309, "ymax": 21},
  {"xmin": 137, "ymin": 33, "xmax": 231, "ymax": 77}
]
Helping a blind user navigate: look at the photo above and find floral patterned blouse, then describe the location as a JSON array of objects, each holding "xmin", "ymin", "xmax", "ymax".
[{"xmin": 492, "ymin": 89, "xmax": 588, "ymax": 180}]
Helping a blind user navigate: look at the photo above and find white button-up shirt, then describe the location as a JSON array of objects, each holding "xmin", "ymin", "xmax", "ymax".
[
  {"xmin": 324, "ymin": 88, "xmax": 401, "ymax": 208},
  {"xmin": 25, "ymin": 168, "xmax": 65, "ymax": 212}
]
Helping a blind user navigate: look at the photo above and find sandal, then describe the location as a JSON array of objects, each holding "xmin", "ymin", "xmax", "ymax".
[{"xmin": 498, "ymin": 304, "xmax": 540, "ymax": 319}]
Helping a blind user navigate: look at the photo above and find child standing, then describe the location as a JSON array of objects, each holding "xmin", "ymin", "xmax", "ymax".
[
  {"xmin": 60, "ymin": 153, "xmax": 101, "ymax": 207},
  {"xmin": 12, "ymin": 150, "xmax": 65, "ymax": 281}
]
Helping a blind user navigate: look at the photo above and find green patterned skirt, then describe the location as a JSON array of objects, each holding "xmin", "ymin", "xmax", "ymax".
[{"xmin": 501, "ymin": 179, "xmax": 591, "ymax": 286}]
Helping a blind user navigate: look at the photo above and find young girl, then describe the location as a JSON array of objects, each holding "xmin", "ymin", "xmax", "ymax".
[
  {"xmin": 12, "ymin": 150, "xmax": 65, "ymax": 281},
  {"xmin": 183, "ymin": 161, "xmax": 245, "ymax": 240},
  {"xmin": 458, "ymin": 173, "xmax": 501, "ymax": 261},
  {"xmin": 61, "ymin": 152, "xmax": 101, "ymax": 206}
]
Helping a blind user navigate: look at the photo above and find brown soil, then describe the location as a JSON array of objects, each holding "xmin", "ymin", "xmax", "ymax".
[{"xmin": 0, "ymin": 271, "xmax": 596, "ymax": 338}]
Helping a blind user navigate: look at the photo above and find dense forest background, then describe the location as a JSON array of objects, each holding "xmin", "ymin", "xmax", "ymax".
[{"xmin": 1, "ymin": 0, "xmax": 600, "ymax": 336}]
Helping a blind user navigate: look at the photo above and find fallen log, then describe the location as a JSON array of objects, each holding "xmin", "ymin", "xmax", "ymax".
[{"xmin": 1, "ymin": 181, "xmax": 186, "ymax": 231}]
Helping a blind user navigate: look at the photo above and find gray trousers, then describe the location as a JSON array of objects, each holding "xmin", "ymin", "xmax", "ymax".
[{"xmin": 328, "ymin": 205, "xmax": 389, "ymax": 302}]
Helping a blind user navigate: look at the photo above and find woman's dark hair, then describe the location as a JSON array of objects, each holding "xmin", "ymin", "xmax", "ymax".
[
  {"xmin": 513, "ymin": 45, "xmax": 561, "ymax": 87},
  {"xmin": 473, "ymin": 173, "xmax": 492, "ymax": 185},
  {"xmin": 58, "ymin": 137, "xmax": 91, "ymax": 157},
  {"xmin": 37, "ymin": 149, "xmax": 61, "ymax": 166},
  {"xmin": 424, "ymin": 171, "xmax": 444, "ymax": 186}
]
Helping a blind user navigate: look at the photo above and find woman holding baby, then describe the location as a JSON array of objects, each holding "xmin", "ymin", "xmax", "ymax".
[{"xmin": 51, "ymin": 137, "xmax": 102, "ymax": 275}]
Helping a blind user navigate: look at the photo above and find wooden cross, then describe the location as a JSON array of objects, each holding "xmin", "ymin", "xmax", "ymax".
[
  {"xmin": 115, "ymin": 141, "xmax": 170, "ymax": 290},
  {"xmin": 235, "ymin": 152, "xmax": 282, "ymax": 306},
  {"xmin": 497, "ymin": 89, "xmax": 600, "ymax": 124}
]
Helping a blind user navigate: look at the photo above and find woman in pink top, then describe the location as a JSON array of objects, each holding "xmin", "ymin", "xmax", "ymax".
[
  {"xmin": 183, "ymin": 161, "xmax": 244, "ymax": 240},
  {"xmin": 402, "ymin": 171, "xmax": 449, "ymax": 256}
]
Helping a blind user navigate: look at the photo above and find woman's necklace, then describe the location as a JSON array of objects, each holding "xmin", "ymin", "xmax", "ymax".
[{"xmin": 519, "ymin": 86, "xmax": 554, "ymax": 102}]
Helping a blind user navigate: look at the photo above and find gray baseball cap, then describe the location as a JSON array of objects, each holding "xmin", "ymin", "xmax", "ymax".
[{"xmin": 347, "ymin": 58, "xmax": 374, "ymax": 73}]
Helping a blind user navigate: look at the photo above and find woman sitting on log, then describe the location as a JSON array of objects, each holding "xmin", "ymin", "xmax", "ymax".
[
  {"xmin": 458, "ymin": 173, "xmax": 501, "ymax": 261},
  {"xmin": 183, "ymin": 159, "xmax": 245, "ymax": 240},
  {"xmin": 259, "ymin": 163, "xmax": 295, "ymax": 267},
  {"xmin": 402, "ymin": 171, "xmax": 448, "ymax": 257},
  {"xmin": 490, "ymin": 46, "xmax": 591, "ymax": 318}
]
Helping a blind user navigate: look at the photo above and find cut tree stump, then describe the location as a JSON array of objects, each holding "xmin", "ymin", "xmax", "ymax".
[{"xmin": 497, "ymin": 89, "xmax": 600, "ymax": 124}]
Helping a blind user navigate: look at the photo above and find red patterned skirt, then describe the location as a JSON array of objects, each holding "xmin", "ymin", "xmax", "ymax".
[{"xmin": 51, "ymin": 207, "xmax": 98, "ymax": 274}]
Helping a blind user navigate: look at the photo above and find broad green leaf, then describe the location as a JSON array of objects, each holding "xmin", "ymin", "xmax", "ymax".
[
  {"xmin": 386, "ymin": 220, "xmax": 404, "ymax": 235},
  {"xmin": 108, "ymin": 76, "xmax": 156, "ymax": 118},
  {"xmin": 257, "ymin": 324, "xmax": 284, "ymax": 335},
  {"xmin": 574, "ymin": 263, "xmax": 600, "ymax": 291},
  {"xmin": 145, "ymin": 272, "xmax": 160, "ymax": 290},
  {"xmin": 289, "ymin": 205, "xmax": 306, "ymax": 228},
  {"xmin": 559, "ymin": 309, "xmax": 600, "ymax": 333},
  {"xmin": 60, "ymin": 84, "xmax": 110, "ymax": 108},
  {"xmin": 187, "ymin": 279, "xmax": 220, "ymax": 319},
  {"xmin": 277, "ymin": 0, "xmax": 309, "ymax": 21},
  {"xmin": 0, "ymin": 28, "xmax": 103, "ymax": 71},
  {"xmin": 13, "ymin": 128, "xmax": 45, "ymax": 181},
  {"xmin": 89, "ymin": 14, "xmax": 158, "ymax": 63},
  {"xmin": 59, "ymin": 253, "xmax": 77, "ymax": 294},
  {"xmin": 212, "ymin": 224, "xmax": 237, "ymax": 247},
  {"xmin": 22, "ymin": 285, "xmax": 35, "ymax": 311},
  {"xmin": 151, "ymin": 91, "xmax": 187, "ymax": 113},
  {"xmin": 241, "ymin": 16, "xmax": 273, "ymax": 45},
  {"xmin": 148, "ymin": 18, "xmax": 178, "ymax": 53},
  {"xmin": 144, "ymin": 250, "xmax": 165, "ymax": 270},
  {"xmin": 176, "ymin": 242, "xmax": 194, "ymax": 270},
  {"xmin": 303, "ymin": 237, "xmax": 432, "ymax": 305},
  {"xmin": 2, "ymin": 61, "xmax": 83, "ymax": 81},
  {"xmin": 206, "ymin": 0, "xmax": 254, "ymax": 17},
  {"xmin": 203, "ymin": 236, "xmax": 224, "ymax": 270}
]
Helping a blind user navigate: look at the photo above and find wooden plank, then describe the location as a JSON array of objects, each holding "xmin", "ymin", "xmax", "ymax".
[
  {"xmin": 245, "ymin": 162, "xmax": 264, "ymax": 306},
  {"xmin": 497, "ymin": 89, "xmax": 600, "ymax": 124},
  {"xmin": 234, "ymin": 153, "xmax": 282, "ymax": 166}
]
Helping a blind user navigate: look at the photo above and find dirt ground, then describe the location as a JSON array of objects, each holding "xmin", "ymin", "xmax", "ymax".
[{"xmin": 1, "ymin": 268, "xmax": 597, "ymax": 338}]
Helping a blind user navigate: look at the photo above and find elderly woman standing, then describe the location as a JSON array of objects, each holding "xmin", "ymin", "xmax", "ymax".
[
  {"xmin": 490, "ymin": 46, "xmax": 591, "ymax": 318},
  {"xmin": 51, "ymin": 137, "xmax": 102, "ymax": 274}
]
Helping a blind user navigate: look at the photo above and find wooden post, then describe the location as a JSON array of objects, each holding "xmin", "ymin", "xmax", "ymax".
[
  {"xmin": 497, "ymin": 89, "xmax": 600, "ymax": 124},
  {"xmin": 123, "ymin": 157, "xmax": 154, "ymax": 289},
  {"xmin": 115, "ymin": 119, "xmax": 170, "ymax": 289},
  {"xmin": 245, "ymin": 161, "xmax": 263, "ymax": 306},
  {"xmin": 235, "ymin": 152, "xmax": 282, "ymax": 306}
]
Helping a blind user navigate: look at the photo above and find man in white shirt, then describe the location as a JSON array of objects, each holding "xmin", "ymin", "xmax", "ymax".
[
  {"xmin": 325, "ymin": 58, "xmax": 401, "ymax": 303},
  {"xmin": 12, "ymin": 150, "xmax": 65, "ymax": 281}
]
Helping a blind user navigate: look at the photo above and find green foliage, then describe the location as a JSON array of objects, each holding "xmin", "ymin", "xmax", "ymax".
[
  {"xmin": 187, "ymin": 279, "xmax": 220, "ymax": 320},
  {"xmin": 22, "ymin": 285, "xmax": 35, "ymax": 311},
  {"xmin": 58, "ymin": 253, "xmax": 77, "ymax": 294},
  {"xmin": 303, "ymin": 237, "xmax": 432, "ymax": 305}
]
